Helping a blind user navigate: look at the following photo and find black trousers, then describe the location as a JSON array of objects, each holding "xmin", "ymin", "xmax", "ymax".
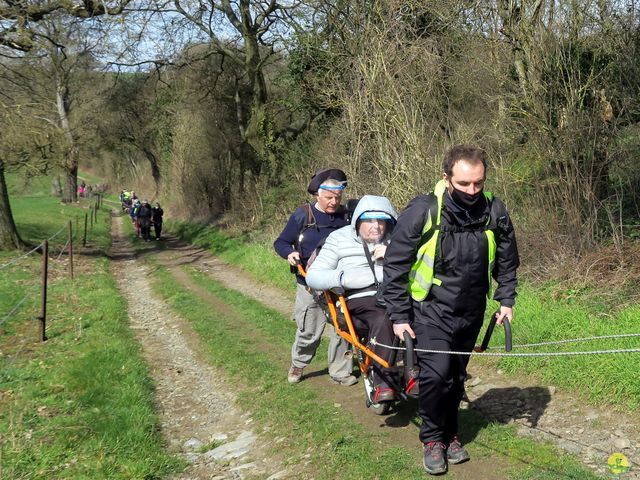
[
  {"xmin": 413, "ymin": 303, "xmax": 483, "ymax": 444},
  {"xmin": 346, "ymin": 295, "xmax": 394, "ymax": 363},
  {"xmin": 153, "ymin": 221, "xmax": 162, "ymax": 239},
  {"xmin": 139, "ymin": 218, "xmax": 151, "ymax": 240}
]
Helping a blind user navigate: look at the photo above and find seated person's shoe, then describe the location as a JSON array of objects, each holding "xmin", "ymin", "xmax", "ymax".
[
  {"xmin": 446, "ymin": 436, "xmax": 470, "ymax": 464},
  {"xmin": 288, "ymin": 366, "xmax": 304, "ymax": 384},
  {"xmin": 423, "ymin": 441, "xmax": 447, "ymax": 475},
  {"xmin": 331, "ymin": 374, "xmax": 357, "ymax": 386},
  {"xmin": 373, "ymin": 385, "xmax": 396, "ymax": 402}
]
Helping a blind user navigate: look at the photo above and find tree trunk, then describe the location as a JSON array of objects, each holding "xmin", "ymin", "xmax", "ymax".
[
  {"xmin": 0, "ymin": 158, "xmax": 25, "ymax": 250},
  {"xmin": 142, "ymin": 147, "xmax": 161, "ymax": 195},
  {"xmin": 63, "ymin": 158, "xmax": 78, "ymax": 204},
  {"xmin": 56, "ymin": 78, "xmax": 79, "ymax": 203}
]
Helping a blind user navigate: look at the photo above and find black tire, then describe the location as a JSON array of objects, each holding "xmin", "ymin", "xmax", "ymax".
[{"xmin": 363, "ymin": 373, "xmax": 391, "ymax": 415}]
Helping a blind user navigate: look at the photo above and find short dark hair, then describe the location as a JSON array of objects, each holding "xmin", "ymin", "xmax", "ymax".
[{"xmin": 443, "ymin": 145, "xmax": 487, "ymax": 177}]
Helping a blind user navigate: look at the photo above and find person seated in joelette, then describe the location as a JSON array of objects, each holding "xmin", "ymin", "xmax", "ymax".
[{"xmin": 306, "ymin": 195, "xmax": 398, "ymax": 402}]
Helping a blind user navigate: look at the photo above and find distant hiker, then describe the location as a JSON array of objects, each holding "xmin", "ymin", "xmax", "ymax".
[
  {"xmin": 383, "ymin": 145, "xmax": 520, "ymax": 475},
  {"xmin": 122, "ymin": 190, "xmax": 132, "ymax": 212},
  {"xmin": 274, "ymin": 168, "xmax": 355, "ymax": 387},
  {"xmin": 78, "ymin": 183, "xmax": 85, "ymax": 198},
  {"xmin": 137, "ymin": 199, "xmax": 153, "ymax": 242},
  {"xmin": 152, "ymin": 202, "xmax": 164, "ymax": 240},
  {"xmin": 130, "ymin": 199, "xmax": 140, "ymax": 235}
]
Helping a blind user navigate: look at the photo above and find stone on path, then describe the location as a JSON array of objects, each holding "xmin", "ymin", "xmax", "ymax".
[{"xmin": 204, "ymin": 431, "xmax": 257, "ymax": 461}]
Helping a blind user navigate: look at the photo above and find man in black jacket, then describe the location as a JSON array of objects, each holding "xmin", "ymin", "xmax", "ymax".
[
  {"xmin": 137, "ymin": 199, "xmax": 153, "ymax": 242},
  {"xmin": 152, "ymin": 202, "xmax": 164, "ymax": 240},
  {"xmin": 383, "ymin": 145, "xmax": 519, "ymax": 475}
]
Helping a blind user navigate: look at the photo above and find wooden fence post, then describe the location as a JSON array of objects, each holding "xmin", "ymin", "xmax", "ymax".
[
  {"xmin": 83, "ymin": 212, "xmax": 88, "ymax": 247},
  {"xmin": 68, "ymin": 220, "xmax": 74, "ymax": 280},
  {"xmin": 39, "ymin": 240, "xmax": 48, "ymax": 342}
]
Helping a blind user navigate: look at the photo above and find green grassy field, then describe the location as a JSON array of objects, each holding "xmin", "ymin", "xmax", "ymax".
[
  {"xmin": 0, "ymin": 172, "xmax": 182, "ymax": 479},
  {"xmin": 165, "ymin": 220, "xmax": 640, "ymax": 413}
]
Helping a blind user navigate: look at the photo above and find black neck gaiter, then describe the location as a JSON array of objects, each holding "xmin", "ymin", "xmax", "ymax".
[{"xmin": 448, "ymin": 186, "xmax": 487, "ymax": 222}]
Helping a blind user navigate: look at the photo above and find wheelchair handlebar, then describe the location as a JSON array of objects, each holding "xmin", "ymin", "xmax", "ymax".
[
  {"xmin": 503, "ymin": 315, "xmax": 512, "ymax": 352},
  {"xmin": 477, "ymin": 311, "xmax": 512, "ymax": 352},
  {"xmin": 388, "ymin": 336, "xmax": 400, "ymax": 367},
  {"xmin": 403, "ymin": 331, "xmax": 415, "ymax": 371}
]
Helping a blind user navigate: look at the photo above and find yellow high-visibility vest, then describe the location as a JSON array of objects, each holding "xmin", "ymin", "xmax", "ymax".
[{"xmin": 408, "ymin": 180, "xmax": 496, "ymax": 301}]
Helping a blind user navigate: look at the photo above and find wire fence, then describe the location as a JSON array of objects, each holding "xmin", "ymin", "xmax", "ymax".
[
  {"xmin": 0, "ymin": 243, "xmax": 41, "ymax": 272},
  {"xmin": 0, "ymin": 194, "xmax": 104, "ymax": 342},
  {"xmin": 0, "ymin": 195, "xmax": 108, "ymax": 393}
]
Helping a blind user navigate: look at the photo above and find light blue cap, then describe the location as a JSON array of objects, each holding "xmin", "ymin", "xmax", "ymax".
[
  {"xmin": 318, "ymin": 184, "xmax": 346, "ymax": 191},
  {"xmin": 359, "ymin": 211, "xmax": 392, "ymax": 221}
]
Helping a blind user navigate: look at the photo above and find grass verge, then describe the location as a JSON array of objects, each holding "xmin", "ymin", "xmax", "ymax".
[
  {"xmin": 165, "ymin": 219, "xmax": 291, "ymax": 290},
  {"xmin": 149, "ymin": 263, "xmax": 603, "ymax": 479}
]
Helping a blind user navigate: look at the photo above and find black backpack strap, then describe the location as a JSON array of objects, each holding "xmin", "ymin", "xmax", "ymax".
[
  {"xmin": 362, "ymin": 242, "xmax": 380, "ymax": 289},
  {"xmin": 292, "ymin": 202, "xmax": 317, "ymax": 256},
  {"xmin": 303, "ymin": 203, "xmax": 316, "ymax": 228}
]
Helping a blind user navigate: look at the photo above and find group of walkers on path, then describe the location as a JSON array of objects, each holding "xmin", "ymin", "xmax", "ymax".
[
  {"xmin": 274, "ymin": 144, "xmax": 520, "ymax": 476},
  {"xmin": 119, "ymin": 190, "xmax": 164, "ymax": 242}
]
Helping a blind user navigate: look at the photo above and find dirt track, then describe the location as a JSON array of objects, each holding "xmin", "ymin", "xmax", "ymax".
[
  {"xmin": 112, "ymin": 211, "xmax": 640, "ymax": 479},
  {"xmin": 110, "ymin": 214, "xmax": 290, "ymax": 480}
]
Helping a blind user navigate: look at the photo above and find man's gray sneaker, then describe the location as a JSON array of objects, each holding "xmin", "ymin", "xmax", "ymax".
[
  {"xmin": 423, "ymin": 441, "xmax": 447, "ymax": 475},
  {"xmin": 288, "ymin": 366, "xmax": 304, "ymax": 384},
  {"xmin": 447, "ymin": 436, "xmax": 470, "ymax": 464},
  {"xmin": 331, "ymin": 374, "xmax": 358, "ymax": 386}
]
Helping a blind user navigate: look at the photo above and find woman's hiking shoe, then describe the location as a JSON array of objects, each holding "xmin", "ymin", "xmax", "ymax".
[
  {"xmin": 287, "ymin": 366, "xmax": 304, "ymax": 384},
  {"xmin": 446, "ymin": 436, "xmax": 470, "ymax": 464},
  {"xmin": 373, "ymin": 386, "xmax": 396, "ymax": 402},
  {"xmin": 423, "ymin": 441, "xmax": 447, "ymax": 475},
  {"xmin": 330, "ymin": 374, "xmax": 358, "ymax": 386}
]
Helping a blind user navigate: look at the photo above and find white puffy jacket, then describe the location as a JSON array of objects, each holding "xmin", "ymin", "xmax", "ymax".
[{"xmin": 306, "ymin": 195, "xmax": 398, "ymax": 299}]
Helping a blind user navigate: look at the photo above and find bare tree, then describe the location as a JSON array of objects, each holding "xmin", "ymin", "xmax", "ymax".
[
  {"xmin": 0, "ymin": 1, "xmax": 132, "ymax": 249},
  {"xmin": 148, "ymin": 0, "xmax": 306, "ymax": 180}
]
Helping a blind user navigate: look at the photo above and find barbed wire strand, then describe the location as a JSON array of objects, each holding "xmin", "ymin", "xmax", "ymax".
[
  {"xmin": 487, "ymin": 332, "xmax": 640, "ymax": 349},
  {"xmin": 0, "ymin": 243, "xmax": 42, "ymax": 272},
  {"xmin": 370, "ymin": 339, "xmax": 640, "ymax": 357},
  {"xmin": 47, "ymin": 225, "xmax": 67, "ymax": 242},
  {"xmin": 0, "ymin": 284, "xmax": 39, "ymax": 328},
  {"xmin": 0, "ymin": 220, "xmax": 76, "ymax": 272},
  {"xmin": 56, "ymin": 238, "xmax": 70, "ymax": 261},
  {"xmin": 0, "ymin": 336, "xmax": 32, "ymax": 381}
]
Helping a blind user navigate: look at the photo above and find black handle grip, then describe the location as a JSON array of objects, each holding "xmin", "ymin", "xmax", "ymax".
[
  {"xmin": 478, "ymin": 311, "xmax": 513, "ymax": 352},
  {"xmin": 503, "ymin": 316, "xmax": 512, "ymax": 352},
  {"xmin": 479, "ymin": 312, "xmax": 498, "ymax": 352},
  {"xmin": 389, "ymin": 335, "xmax": 400, "ymax": 367},
  {"xmin": 403, "ymin": 331, "xmax": 415, "ymax": 371}
]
